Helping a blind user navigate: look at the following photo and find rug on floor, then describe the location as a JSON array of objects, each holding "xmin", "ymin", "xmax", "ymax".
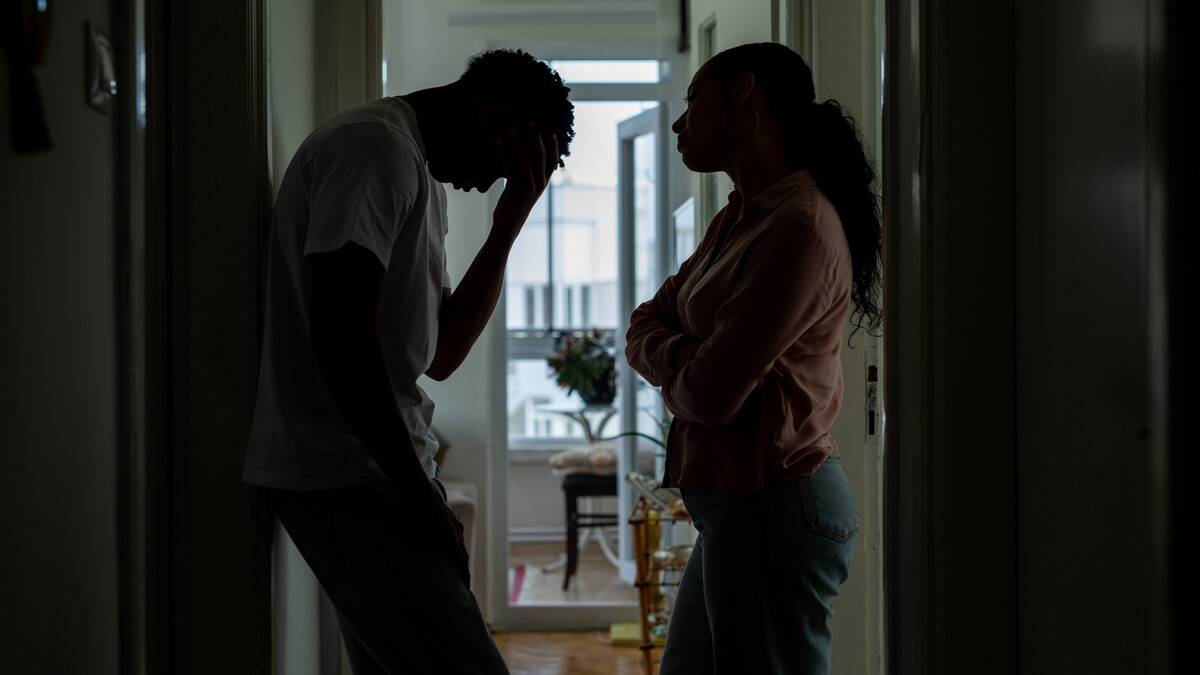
[{"xmin": 508, "ymin": 564, "xmax": 547, "ymax": 605}]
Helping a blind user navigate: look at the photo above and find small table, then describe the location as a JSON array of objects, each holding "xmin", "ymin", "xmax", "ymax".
[{"xmin": 534, "ymin": 402, "xmax": 618, "ymax": 443}]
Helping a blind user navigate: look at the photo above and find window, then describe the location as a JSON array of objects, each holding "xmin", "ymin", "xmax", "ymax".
[
  {"xmin": 522, "ymin": 287, "xmax": 536, "ymax": 327},
  {"xmin": 549, "ymin": 60, "xmax": 661, "ymax": 84},
  {"xmin": 505, "ymin": 97, "xmax": 660, "ymax": 446},
  {"xmin": 673, "ymin": 198, "xmax": 696, "ymax": 270},
  {"xmin": 697, "ymin": 17, "xmax": 722, "ymax": 234}
]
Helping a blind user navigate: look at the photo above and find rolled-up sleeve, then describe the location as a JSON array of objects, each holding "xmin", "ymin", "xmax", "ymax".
[{"xmin": 663, "ymin": 218, "xmax": 837, "ymax": 426}]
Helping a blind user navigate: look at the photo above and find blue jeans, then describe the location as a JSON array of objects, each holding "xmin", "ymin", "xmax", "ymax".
[
  {"xmin": 659, "ymin": 456, "xmax": 858, "ymax": 675},
  {"xmin": 272, "ymin": 476, "xmax": 508, "ymax": 675}
]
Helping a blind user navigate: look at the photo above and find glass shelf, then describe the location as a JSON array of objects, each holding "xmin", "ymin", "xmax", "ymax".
[{"xmin": 628, "ymin": 497, "xmax": 692, "ymax": 674}]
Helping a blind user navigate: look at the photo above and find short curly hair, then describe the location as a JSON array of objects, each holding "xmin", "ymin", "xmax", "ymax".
[{"xmin": 459, "ymin": 49, "xmax": 576, "ymax": 168}]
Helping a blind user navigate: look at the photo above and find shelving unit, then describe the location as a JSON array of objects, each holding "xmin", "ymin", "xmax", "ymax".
[{"xmin": 628, "ymin": 497, "xmax": 692, "ymax": 675}]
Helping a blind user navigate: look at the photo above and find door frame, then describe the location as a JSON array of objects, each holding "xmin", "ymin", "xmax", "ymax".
[
  {"xmin": 883, "ymin": 0, "xmax": 1022, "ymax": 671},
  {"xmin": 115, "ymin": 1, "xmax": 159, "ymax": 671},
  {"xmin": 120, "ymin": 1, "xmax": 274, "ymax": 672},
  {"xmin": 615, "ymin": 104, "xmax": 671, "ymax": 577},
  {"xmin": 485, "ymin": 50, "xmax": 675, "ymax": 631},
  {"xmin": 880, "ymin": 0, "xmax": 933, "ymax": 670}
]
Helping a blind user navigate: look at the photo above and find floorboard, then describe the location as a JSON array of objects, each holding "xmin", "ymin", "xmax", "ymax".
[{"xmin": 493, "ymin": 630, "xmax": 657, "ymax": 675}]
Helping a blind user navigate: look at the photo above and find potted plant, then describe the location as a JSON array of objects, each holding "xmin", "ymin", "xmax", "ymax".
[{"xmin": 546, "ymin": 329, "xmax": 617, "ymax": 405}]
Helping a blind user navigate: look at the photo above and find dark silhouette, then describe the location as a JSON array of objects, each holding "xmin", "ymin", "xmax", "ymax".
[
  {"xmin": 626, "ymin": 42, "xmax": 881, "ymax": 674},
  {"xmin": 243, "ymin": 49, "xmax": 573, "ymax": 674}
]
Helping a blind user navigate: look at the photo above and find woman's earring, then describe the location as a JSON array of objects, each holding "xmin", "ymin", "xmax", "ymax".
[{"xmin": 720, "ymin": 104, "xmax": 760, "ymax": 141}]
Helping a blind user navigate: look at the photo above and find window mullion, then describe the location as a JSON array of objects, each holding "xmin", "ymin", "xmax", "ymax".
[{"xmin": 546, "ymin": 184, "xmax": 555, "ymax": 331}]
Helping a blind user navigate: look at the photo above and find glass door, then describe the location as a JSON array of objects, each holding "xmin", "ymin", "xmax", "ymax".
[
  {"xmin": 488, "ymin": 54, "xmax": 671, "ymax": 632},
  {"xmin": 497, "ymin": 100, "xmax": 661, "ymax": 628},
  {"xmin": 615, "ymin": 105, "xmax": 671, "ymax": 580}
]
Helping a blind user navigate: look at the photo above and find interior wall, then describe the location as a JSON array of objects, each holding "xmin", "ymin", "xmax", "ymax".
[
  {"xmin": 0, "ymin": 2, "xmax": 120, "ymax": 673},
  {"xmin": 268, "ymin": 0, "xmax": 322, "ymax": 190},
  {"xmin": 508, "ymin": 463, "xmax": 567, "ymax": 532},
  {"xmin": 890, "ymin": 0, "xmax": 1181, "ymax": 671},
  {"xmin": 1013, "ymin": 1, "xmax": 1169, "ymax": 671},
  {"xmin": 508, "ymin": 462, "xmax": 620, "ymax": 535}
]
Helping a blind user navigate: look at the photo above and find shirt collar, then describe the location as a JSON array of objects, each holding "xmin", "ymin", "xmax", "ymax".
[{"xmin": 727, "ymin": 169, "xmax": 814, "ymax": 213}]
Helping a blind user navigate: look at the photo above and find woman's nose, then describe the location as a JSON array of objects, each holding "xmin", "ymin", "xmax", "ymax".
[{"xmin": 671, "ymin": 115, "xmax": 685, "ymax": 134}]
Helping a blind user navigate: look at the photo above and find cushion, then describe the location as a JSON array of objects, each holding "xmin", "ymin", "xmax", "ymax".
[{"xmin": 548, "ymin": 443, "xmax": 618, "ymax": 477}]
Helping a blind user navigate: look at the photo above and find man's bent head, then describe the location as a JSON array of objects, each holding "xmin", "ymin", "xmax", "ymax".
[{"xmin": 414, "ymin": 49, "xmax": 575, "ymax": 193}]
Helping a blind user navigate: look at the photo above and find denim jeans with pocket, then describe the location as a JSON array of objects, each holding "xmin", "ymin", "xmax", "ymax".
[{"xmin": 659, "ymin": 456, "xmax": 858, "ymax": 675}]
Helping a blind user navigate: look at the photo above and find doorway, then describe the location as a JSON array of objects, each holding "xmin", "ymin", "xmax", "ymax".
[{"xmin": 490, "ymin": 56, "xmax": 686, "ymax": 629}]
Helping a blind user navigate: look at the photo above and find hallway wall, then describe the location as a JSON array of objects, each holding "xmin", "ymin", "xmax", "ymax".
[
  {"xmin": 888, "ymin": 0, "xmax": 1187, "ymax": 671},
  {"xmin": 1012, "ymin": 1, "xmax": 1170, "ymax": 671},
  {"xmin": 0, "ymin": 1, "xmax": 120, "ymax": 673}
]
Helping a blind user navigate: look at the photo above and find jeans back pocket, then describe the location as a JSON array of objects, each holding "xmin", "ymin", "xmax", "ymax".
[{"xmin": 797, "ymin": 457, "xmax": 860, "ymax": 543}]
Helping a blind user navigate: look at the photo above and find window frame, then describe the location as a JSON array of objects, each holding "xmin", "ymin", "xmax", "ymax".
[{"xmin": 502, "ymin": 73, "xmax": 666, "ymax": 449}]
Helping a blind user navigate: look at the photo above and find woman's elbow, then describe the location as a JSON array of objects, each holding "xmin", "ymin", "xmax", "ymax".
[
  {"xmin": 624, "ymin": 349, "xmax": 665, "ymax": 388},
  {"xmin": 623, "ymin": 343, "xmax": 644, "ymax": 373}
]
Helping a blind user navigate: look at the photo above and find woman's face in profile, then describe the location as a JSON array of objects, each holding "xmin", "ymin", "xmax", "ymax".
[{"xmin": 673, "ymin": 68, "xmax": 726, "ymax": 173}]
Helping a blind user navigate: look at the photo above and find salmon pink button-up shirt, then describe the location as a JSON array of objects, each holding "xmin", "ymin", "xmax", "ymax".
[{"xmin": 626, "ymin": 170, "xmax": 852, "ymax": 495}]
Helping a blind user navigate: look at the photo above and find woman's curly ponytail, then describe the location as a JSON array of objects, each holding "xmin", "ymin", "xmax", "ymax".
[{"xmin": 709, "ymin": 43, "xmax": 883, "ymax": 337}]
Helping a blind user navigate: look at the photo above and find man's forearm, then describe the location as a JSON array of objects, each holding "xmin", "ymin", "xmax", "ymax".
[
  {"xmin": 315, "ymin": 330, "xmax": 430, "ymax": 494},
  {"xmin": 427, "ymin": 226, "xmax": 518, "ymax": 380},
  {"xmin": 429, "ymin": 123, "xmax": 558, "ymax": 380},
  {"xmin": 309, "ymin": 242, "xmax": 434, "ymax": 499}
]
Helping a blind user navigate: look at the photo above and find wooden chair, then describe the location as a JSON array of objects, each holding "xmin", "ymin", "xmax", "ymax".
[{"xmin": 561, "ymin": 473, "xmax": 619, "ymax": 590}]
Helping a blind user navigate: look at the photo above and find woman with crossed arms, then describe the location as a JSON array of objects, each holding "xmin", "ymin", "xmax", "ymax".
[{"xmin": 626, "ymin": 43, "xmax": 882, "ymax": 675}]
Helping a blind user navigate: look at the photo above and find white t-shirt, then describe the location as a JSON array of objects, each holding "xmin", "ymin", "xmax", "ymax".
[{"xmin": 242, "ymin": 97, "xmax": 450, "ymax": 491}]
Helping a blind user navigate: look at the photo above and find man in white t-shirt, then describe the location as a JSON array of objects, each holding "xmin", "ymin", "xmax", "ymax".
[{"xmin": 243, "ymin": 49, "xmax": 574, "ymax": 674}]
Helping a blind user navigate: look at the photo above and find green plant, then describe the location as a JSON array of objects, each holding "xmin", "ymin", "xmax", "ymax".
[
  {"xmin": 602, "ymin": 411, "xmax": 671, "ymax": 449},
  {"xmin": 546, "ymin": 330, "xmax": 616, "ymax": 404},
  {"xmin": 600, "ymin": 394, "xmax": 672, "ymax": 459}
]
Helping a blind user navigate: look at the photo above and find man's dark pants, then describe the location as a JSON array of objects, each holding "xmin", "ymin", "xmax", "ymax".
[{"xmin": 272, "ymin": 480, "xmax": 509, "ymax": 674}]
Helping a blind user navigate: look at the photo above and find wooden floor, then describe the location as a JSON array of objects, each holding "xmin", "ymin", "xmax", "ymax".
[{"xmin": 493, "ymin": 631, "xmax": 656, "ymax": 675}]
